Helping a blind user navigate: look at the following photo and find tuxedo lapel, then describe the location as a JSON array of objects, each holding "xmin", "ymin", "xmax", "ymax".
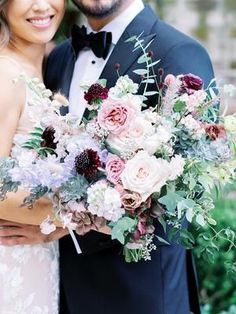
[
  {"xmin": 60, "ymin": 43, "xmax": 76, "ymax": 115},
  {"xmin": 100, "ymin": 6, "xmax": 158, "ymax": 86}
]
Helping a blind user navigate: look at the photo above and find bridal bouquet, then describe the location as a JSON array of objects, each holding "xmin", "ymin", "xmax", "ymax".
[{"xmin": 1, "ymin": 40, "xmax": 236, "ymax": 263}]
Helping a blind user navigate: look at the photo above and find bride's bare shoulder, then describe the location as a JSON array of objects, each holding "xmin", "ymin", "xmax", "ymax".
[
  {"xmin": 0, "ymin": 55, "xmax": 23, "ymax": 80},
  {"xmin": 0, "ymin": 56, "xmax": 25, "ymax": 106}
]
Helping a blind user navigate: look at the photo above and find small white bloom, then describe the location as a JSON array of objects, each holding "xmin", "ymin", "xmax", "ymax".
[
  {"xmin": 60, "ymin": 212, "xmax": 77, "ymax": 230},
  {"xmin": 168, "ymin": 155, "xmax": 185, "ymax": 180},
  {"xmin": 109, "ymin": 75, "xmax": 139, "ymax": 98},
  {"xmin": 143, "ymin": 109, "xmax": 162, "ymax": 124},
  {"xmin": 186, "ymin": 208, "xmax": 194, "ymax": 223},
  {"xmin": 40, "ymin": 216, "xmax": 56, "ymax": 235},
  {"xmin": 196, "ymin": 214, "xmax": 206, "ymax": 227},
  {"xmin": 181, "ymin": 115, "xmax": 205, "ymax": 139},
  {"xmin": 143, "ymin": 125, "xmax": 172, "ymax": 155}
]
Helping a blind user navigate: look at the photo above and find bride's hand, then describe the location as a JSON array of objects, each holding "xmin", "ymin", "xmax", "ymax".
[{"xmin": 0, "ymin": 219, "xmax": 68, "ymax": 246}]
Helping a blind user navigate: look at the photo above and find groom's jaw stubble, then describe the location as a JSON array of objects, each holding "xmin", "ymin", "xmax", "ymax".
[{"xmin": 72, "ymin": 0, "xmax": 135, "ymax": 31}]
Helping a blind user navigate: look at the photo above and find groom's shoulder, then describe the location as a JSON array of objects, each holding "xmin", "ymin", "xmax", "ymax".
[
  {"xmin": 152, "ymin": 16, "xmax": 206, "ymax": 58},
  {"xmin": 137, "ymin": 6, "xmax": 209, "ymax": 63}
]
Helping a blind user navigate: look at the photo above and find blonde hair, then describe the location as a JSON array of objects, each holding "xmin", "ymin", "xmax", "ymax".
[{"xmin": 0, "ymin": 1, "xmax": 10, "ymax": 48}]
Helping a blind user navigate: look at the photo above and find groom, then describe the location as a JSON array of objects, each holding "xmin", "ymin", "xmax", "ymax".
[{"xmin": 0, "ymin": 0, "xmax": 214, "ymax": 313}]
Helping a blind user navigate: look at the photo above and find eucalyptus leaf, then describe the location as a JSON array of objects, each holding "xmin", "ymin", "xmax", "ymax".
[
  {"xmin": 137, "ymin": 53, "xmax": 149, "ymax": 64},
  {"xmin": 111, "ymin": 217, "xmax": 137, "ymax": 245},
  {"xmin": 133, "ymin": 69, "xmax": 148, "ymax": 76},
  {"xmin": 144, "ymin": 38, "xmax": 154, "ymax": 51},
  {"xmin": 147, "ymin": 60, "xmax": 161, "ymax": 68},
  {"xmin": 143, "ymin": 91, "xmax": 158, "ymax": 96},
  {"xmin": 158, "ymin": 192, "xmax": 183, "ymax": 213}
]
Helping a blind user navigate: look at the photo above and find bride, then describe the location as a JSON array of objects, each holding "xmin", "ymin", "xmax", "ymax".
[{"xmin": 0, "ymin": 0, "xmax": 65, "ymax": 313}]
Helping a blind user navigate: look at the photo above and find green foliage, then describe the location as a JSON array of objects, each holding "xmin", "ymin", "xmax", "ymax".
[
  {"xmin": 22, "ymin": 186, "xmax": 49, "ymax": 208},
  {"xmin": 60, "ymin": 175, "xmax": 89, "ymax": 202},
  {"xmin": 0, "ymin": 157, "xmax": 20, "ymax": 200},
  {"xmin": 22, "ymin": 127, "xmax": 56, "ymax": 157},
  {"xmin": 194, "ymin": 183, "xmax": 236, "ymax": 313},
  {"xmin": 111, "ymin": 216, "xmax": 137, "ymax": 245}
]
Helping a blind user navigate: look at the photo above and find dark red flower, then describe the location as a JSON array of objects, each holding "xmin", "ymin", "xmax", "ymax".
[
  {"xmin": 114, "ymin": 63, "xmax": 120, "ymax": 71},
  {"xmin": 147, "ymin": 50, "xmax": 154, "ymax": 58},
  {"xmin": 158, "ymin": 68, "xmax": 164, "ymax": 76},
  {"xmin": 75, "ymin": 149, "xmax": 101, "ymax": 179},
  {"xmin": 132, "ymin": 213, "xmax": 154, "ymax": 241},
  {"xmin": 84, "ymin": 83, "xmax": 109, "ymax": 105},
  {"xmin": 41, "ymin": 126, "xmax": 57, "ymax": 150},
  {"xmin": 202, "ymin": 123, "xmax": 227, "ymax": 141},
  {"xmin": 181, "ymin": 73, "xmax": 203, "ymax": 94}
]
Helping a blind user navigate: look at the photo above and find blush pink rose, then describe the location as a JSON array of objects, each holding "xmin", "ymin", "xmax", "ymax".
[
  {"xmin": 105, "ymin": 154, "xmax": 125, "ymax": 184},
  {"xmin": 97, "ymin": 99, "xmax": 136, "ymax": 134},
  {"xmin": 121, "ymin": 191, "xmax": 142, "ymax": 211}
]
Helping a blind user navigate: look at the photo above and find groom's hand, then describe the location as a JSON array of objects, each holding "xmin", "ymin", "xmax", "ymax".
[{"xmin": 0, "ymin": 219, "xmax": 68, "ymax": 246}]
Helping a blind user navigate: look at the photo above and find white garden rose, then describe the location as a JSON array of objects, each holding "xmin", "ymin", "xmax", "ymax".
[
  {"xmin": 120, "ymin": 150, "xmax": 171, "ymax": 201},
  {"xmin": 107, "ymin": 116, "xmax": 155, "ymax": 154},
  {"xmin": 143, "ymin": 125, "xmax": 172, "ymax": 155}
]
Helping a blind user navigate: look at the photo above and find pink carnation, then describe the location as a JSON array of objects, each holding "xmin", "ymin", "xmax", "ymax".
[
  {"xmin": 97, "ymin": 99, "xmax": 136, "ymax": 134},
  {"xmin": 106, "ymin": 154, "xmax": 125, "ymax": 184},
  {"xmin": 164, "ymin": 74, "xmax": 176, "ymax": 86}
]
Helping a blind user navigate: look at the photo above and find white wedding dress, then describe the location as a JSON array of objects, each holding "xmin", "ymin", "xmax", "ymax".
[{"xmin": 0, "ymin": 56, "xmax": 59, "ymax": 314}]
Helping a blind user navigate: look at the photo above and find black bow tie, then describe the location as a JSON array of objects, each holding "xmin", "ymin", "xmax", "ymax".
[{"xmin": 71, "ymin": 25, "xmax": 112, "ymax": 60}]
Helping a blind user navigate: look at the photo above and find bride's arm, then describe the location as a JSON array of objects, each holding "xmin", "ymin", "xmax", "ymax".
[
  {"xmin": 0, "ymin": 61, "xmax": 57, "ymax": 225},
  {"xmin": 0, "ymin": 190, "xmax": 61, "ymax": 226}
]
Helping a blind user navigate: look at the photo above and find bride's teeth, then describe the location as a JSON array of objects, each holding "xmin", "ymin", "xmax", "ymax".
[{"xmin": 30, "ymin": 18, "xmax": 51, "ymax": 25}]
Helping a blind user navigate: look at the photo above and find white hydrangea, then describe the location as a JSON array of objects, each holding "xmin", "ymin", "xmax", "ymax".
[
  {"xmin": 87, "ymin": 181, "xmax": 124, "ymax": 222},
  {"xmin": 109, "ymin": 75, "xmax": 139, "ymax": 98}
]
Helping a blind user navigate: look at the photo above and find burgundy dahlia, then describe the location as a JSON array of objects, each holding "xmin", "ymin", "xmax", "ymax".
[
  {"xmin": 41, "ymin": 126, "xmax": 57, "ymax": 150},
  {"xmin": 74, "ymin": 149, "xmax": 101, "ymax": 179},
  {"xmin": 181, "ymin": 73, "xmax": 203, "ymax": 94},
  {"xmin": 84, "ymin": 83, "xmax": 109, "ymax": 105}
]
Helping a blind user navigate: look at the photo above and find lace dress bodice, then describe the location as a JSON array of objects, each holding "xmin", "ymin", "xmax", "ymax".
[{"xmin": 0, "ymin": 56, "xmax": 59, "ymax": 314}]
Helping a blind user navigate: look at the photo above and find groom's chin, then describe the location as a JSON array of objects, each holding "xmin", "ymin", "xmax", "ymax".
[{"xmin": 71, "ymin": 0, "xmax": 124, "ymax": 19}]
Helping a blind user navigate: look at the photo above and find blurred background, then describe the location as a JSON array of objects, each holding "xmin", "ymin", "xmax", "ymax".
[{"xmin": 55, "ymin": 1, "xmax": 236, "ymax": 313}]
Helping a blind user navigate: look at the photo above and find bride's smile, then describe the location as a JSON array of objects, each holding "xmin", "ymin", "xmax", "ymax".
[{"xmin": 4, "ymin": 0, "xmax": 65, "ymax": 45}]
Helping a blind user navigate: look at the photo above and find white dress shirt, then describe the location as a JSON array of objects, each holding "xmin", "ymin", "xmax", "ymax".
[{"xmin": 69, "ymin": 0, "xmax": 144, "ymax": 122}]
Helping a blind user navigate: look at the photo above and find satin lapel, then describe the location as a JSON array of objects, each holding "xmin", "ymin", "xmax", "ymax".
[
  {"xmin": 100, "ymin": 6, "xmax": 158, "ymax": 87},
  {"xmin": 60, "ymin": 44, "xmax": 76, "ymax": 115},
  {"xmin": 100, "ymin": 33, "xmax": 156, "ymax": 88}
]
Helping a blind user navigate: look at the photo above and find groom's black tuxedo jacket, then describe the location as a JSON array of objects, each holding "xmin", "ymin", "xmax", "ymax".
[{"xmin": 45, "ymin": 6, "xmax": 214, "ymax": 314}]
